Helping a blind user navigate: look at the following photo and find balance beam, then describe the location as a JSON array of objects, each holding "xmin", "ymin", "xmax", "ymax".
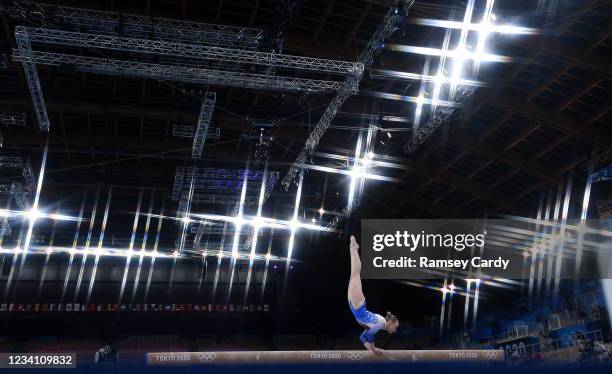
[{"xmin": 146, "ymin": 350, "xmax": 504, "ymax": 365}]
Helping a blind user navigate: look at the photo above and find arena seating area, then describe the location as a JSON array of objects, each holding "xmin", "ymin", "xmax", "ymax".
[
  {"xmin": 453, "ymin": 281, "xmax": 611, "ymax": 362},
  {"xmin": 0, "ymin": 281, "xmax": 608, "ymax": 366}
]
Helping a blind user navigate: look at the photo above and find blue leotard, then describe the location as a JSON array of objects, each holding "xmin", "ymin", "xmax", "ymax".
[{"xmin": 348, "ymin": 300, "xmax": 385, "ymax": 344}]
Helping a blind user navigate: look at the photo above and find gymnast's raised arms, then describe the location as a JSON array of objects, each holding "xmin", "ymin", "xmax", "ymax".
[{"xmin": 347, "ymin": 235, "xmax": 399, "ymax": 354}]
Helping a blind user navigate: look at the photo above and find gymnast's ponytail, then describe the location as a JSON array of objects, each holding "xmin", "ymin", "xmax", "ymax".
[{"xmin": 385, "ymin": 311, "xmax": 398, "ymax": 323}]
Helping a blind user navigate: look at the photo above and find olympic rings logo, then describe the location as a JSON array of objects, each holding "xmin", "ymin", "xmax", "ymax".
[
  {"xmin": 483, "ymin": 351, "xmax": 498, "ymax": 360},
  {"xmin": 197, "ymin": 353, "xmax": 217, "ymax": 363},
  {"xmin": 347, "ymin": 352, "xmax": 365, "ymax": 360}
]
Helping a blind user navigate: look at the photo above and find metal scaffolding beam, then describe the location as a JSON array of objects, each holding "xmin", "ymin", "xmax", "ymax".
[
  {"xmin": 0, "ymin": 156, "xmax": 25, "ymax": 168},
  {"xmin": 171, "ymin": 166, "xmax": 279, "ymax": 202},
  {"xmin": 21, "ymin": 159, "xmax": 35, "ymax": 191},
  {"xmin": 12, "ymin": 50, "xmax": 347, "ymax": 93},
  {"xmin": 0, "ymin": 112, "xmax": 26, "ymax": 126},
  {"xmin": 190, "ymin": 222, "xmax": 261, "ymax": 235},
  {"xmin": 14, "ymin": 28, "xmax": 50, "ymax": 131},
  {"xmin": 280, "ymin": 0, "xmax": 414, "ymax": 189},
  {"xmin": 171, "ymin": 171, "xmax": 185, "ymax": 201},
  {"xmin": 0, "ymin": 217, "xmax": 10, "ymax": 237},
  {"xmin": 175, "ymin": 168, "xmax": 277, "ymax": 185},
  {"xmin": 0, "ymin": 182, "xmax": 28, "ymax": 209},
  {"xmin": 173, "ymin": 124, "xmax": 220, "ymax": 140},
  {"xmin": 19, "ymin": 27, "xmax": 362, "ymax": 75},
  {"xmin": 326, "ymin": 205, "xmax": 352, "ymax": 230},
  {"xmin": 0, "ymin": 156, "xmax": 35, "ymax": 211},
  {"xmin": 404, "ymin": 86, "xmax": 475, "ymax": 153},
  {"xmin": 190, "ymin": 240, "xmax": 251, "ymax": 253},
  {"xmin": 192, "ymin": 93, "xmax": 216, "ymax": 158},
  {"xmin": 280, "ymin": 73, "xmax": 361, "ymax": 190},
  {"xmin": 2, "ymin": 1, "xmax": 264, "ymax": 49},
  {"xmin": 190, "ymin": 193, "xmax": 256, "ymax": 206},
  {"xmin": 12, "ymin": 22, "xmax": 355, "ymax": 131},
  {"xmin": 177, "ymin": 195, "xmax": 190, "ymax": 219}
]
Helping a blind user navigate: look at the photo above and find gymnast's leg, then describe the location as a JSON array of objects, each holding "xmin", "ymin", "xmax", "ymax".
[{"xmin": 347, "ymin": 235, "xmax": 366, "ymax": 309}]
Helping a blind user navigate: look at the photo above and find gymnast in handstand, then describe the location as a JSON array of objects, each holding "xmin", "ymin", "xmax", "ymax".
[{"xmin": 348, "ymin": 235, "xmax": 399, "ymax": 354}]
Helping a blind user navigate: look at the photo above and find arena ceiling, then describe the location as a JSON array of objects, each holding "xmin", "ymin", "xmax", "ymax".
[{"xmin": 0, "ymin": 0, "xmax": 610, "ymax": 245}]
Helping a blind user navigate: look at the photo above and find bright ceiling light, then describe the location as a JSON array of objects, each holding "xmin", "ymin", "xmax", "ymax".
[
  {"xmin": 0, "ymin": 208, "xmax": 80, "ymax": 222},
  {"xmin": 48, "ymin": 213, "xmax": 76, "ymax": 221},
  {"xmin": 367, "ymin": 91, "xmax": 457, "ymax": 107},
  {"xmin": 25, "ymin": 208, "xmax": 43, "ymax": 222},
  {"xmin": 290, "ymin": 218, "xmax": 299, "ymax": 231},
  {"xmin": 388, "ymin": 44, "xmax": 509, "ymax": 62},
  {"xmin": 409, "ymin": 17, "xmax": 535, "ymax": 34},
  {"xmin": 477, "ymin": 21, "xmax": 495, "ymax": 36},
  {"xmin": 252, "ymin": 216, "xmax": 265, "ymax": 228},
  {"xmin": 350, "ymin": 164, "xmax": 363, "ymax": 178},
  {"xmin": 415, "ymin": 94, "xmax": 426, "ymax": 106},
  {"xmin": 453, "ymin": 46, "xmax": 470, "ymax": 62},
  {"xmin": 450, "ymin": 48, "xmax": 467, "ymax": 92}
]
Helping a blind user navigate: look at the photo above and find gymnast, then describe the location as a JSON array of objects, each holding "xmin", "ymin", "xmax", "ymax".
[{"xmin": 348, "ymin": 235, "xmax": 399, "ymax": 354}]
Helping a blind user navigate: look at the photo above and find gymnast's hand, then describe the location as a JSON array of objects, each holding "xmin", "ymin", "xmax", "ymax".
[
  {"xmin": 350, "ymin": 235, "xmax": 359, "ymax": 252},
  {"xmin": 364, "ymin": 342, "xmax": 383, "ymax": 356}
]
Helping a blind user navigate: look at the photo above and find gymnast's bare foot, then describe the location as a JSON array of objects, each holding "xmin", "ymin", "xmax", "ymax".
[{"xmin": 350, "ymin": 235, "xmax": 359, "ymax": 253}]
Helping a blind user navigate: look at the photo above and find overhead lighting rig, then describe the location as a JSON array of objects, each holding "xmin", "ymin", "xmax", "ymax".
[
  {"xmin": 402, "ymin": 0, "xmax": 535, "ymax": 153},
  {"xmin": 280, "ymin": 0, "xmax": 415, "ymax": 190},
  {"xmin": 1, "ymin": 0, "xmax": 265, "ymax": 49},
  {"xmin": 6, "ymin": 2, "xmax": 362, "ymax": 132}
]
